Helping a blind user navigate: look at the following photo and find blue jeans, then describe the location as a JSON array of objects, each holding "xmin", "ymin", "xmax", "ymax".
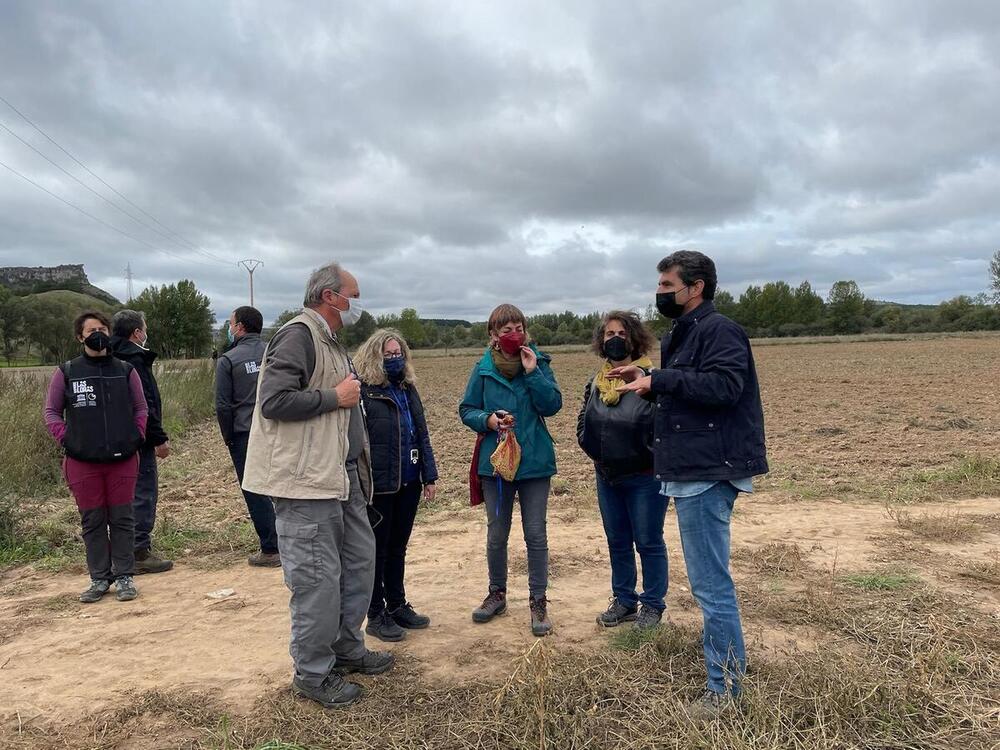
[
  {"xmin": 596, "ymin": 472, "xmax": 667, "ymax": 610},
  {"xmin": 672, "ymin": 482, "xmax": 746, "ymax": 695},
  {"xmin": 133, "ymin": 446, "xmax": 159, "ymax": 552}
]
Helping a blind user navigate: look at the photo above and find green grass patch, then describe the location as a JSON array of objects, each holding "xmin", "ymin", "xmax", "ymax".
[
  {"xmin": 608, "ymin": 624, "xmax": 664, "ymax": 651},
  {"xmin": 842, "ymin": 571, "xmax": 919, "ymax": 591},
  {"xmin": 884, "ymin": 455, "xmax": 1000, "ymax": 504}
]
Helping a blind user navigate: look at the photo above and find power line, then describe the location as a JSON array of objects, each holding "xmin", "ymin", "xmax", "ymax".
[
  {"xmin": 0, "ymin": 92, "xmax": 236, "ymax": 266},
  {"xmin": 0, "ymin": 157, "xmax": 219, "ymax": 268},
  {"xmin": 238, "ymin": 259, "xmax": 264, "ymax": 306},
  {"xmin": 0, "ymin": 118, "xmax": 230, "ymax": 268}
]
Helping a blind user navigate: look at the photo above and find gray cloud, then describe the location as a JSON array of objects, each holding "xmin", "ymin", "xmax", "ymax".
[{"xmin": 1, "ymin": 0, "xmax": 998, "ymax": 325}]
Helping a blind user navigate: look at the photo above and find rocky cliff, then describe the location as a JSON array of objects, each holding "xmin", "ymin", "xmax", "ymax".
[{"xmin": 0, "ymin": 264, "xmax": 120, "ymax": 305}]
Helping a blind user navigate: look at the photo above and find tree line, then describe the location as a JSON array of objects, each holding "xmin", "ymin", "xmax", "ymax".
[{"xmin": 3, "ymin": 250, "xmax": 999, "ymax": 364}]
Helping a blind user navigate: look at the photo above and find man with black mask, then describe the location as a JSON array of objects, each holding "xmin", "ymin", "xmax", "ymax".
[{"xmin": 612, "ymin": 250, "xmax": 768, "ymax": 721}]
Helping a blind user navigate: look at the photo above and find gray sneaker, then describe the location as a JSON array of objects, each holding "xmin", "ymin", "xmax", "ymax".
[
  {"xmin": 597, "ymin": 597, "xmax": 638, "ymax": 627},
  {"xmin": 334, "ymin": 649, "xmax": 395, "ymax": 676},
  {"xmin": 685, "ymin": 689, "xmax": 732, "ymax": 721},
  {"xmin": 634, "ymin": 604, "xmax": 663, "ymax": 630},
  {"xmin": 472, "ymin": 589, "xmax": 507, "ymax": 623},
  {"xmin": 80, "ymin": 579, "xmax": 111, "ymax": 603},
  {"xmin": 365, "ymin": 611, "xmax": 405, "ymax": 642},
  {"xmin": 115, "ymin": 576, "xmax": 138, "ymax": 602},
  {"xmin": 292, "ymin": 674, "xmax": 363, "ymax": 709}
]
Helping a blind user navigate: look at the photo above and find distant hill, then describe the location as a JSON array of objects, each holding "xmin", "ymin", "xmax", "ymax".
[
  {"xmin": 0, "ymin": 264, "xmax": 120, "ymax": 305},
  {"xmin": 24, "ymin": 289, "xmax": 117, "ymax": 312}
]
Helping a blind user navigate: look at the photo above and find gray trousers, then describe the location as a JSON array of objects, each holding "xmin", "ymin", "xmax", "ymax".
[
  {"xmin": 80, "ymin": 503, "xmax": 135, "ymax": 581},
  {"xmin": 483, "ymin": 476, "xmax": 550, "ymax": 598},
  {"xmin": 274, "ymin": 467, "xmax": 375, "ymax": 688}
]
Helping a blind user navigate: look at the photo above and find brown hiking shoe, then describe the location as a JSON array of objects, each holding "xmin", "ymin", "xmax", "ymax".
[
  {"xmin": 529, "ymin": 596, "xmax": 552, "ymax": 637},
  {"xmin": 472, "ymin": 589, "xmax": 507, "ymax": 623},
  {"xmin": 135, "ymin": 549, "xmax": 173, "ymax": 575},
  {"xmin": 248, "ymin": 552, "xmax": 281, "ymax": 568}
]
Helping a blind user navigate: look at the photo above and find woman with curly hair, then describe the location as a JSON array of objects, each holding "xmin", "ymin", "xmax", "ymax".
[
  {"xmin": 355, "ymin": 328, "xmax": 438, "ymax": 642},
  {"xmin": 576, "ymin": 310, "xmax": 665, "ymax": 630}
]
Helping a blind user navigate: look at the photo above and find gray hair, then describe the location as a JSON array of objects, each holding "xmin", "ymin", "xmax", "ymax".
[
  {"xmin": 112, "ymin": 309, "xmax": 147, "ymax": 338},
  {"xmin": 303, "ymin": 262, "xmax": 343, "ymax": 307}
]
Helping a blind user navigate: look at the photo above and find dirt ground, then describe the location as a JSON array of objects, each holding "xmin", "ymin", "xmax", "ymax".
[{"xmin": 1, "ymin": 336, "xmax": 998, "ymax": 744}]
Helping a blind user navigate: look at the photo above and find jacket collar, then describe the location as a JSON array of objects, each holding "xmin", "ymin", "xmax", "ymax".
[
  {"xmin": 476, "ymin": 344, "xmax": 549, "ymax": 385},
  {"xmin": 109, "ymin": 335, "xmax": 157, "ymax": 364},
  {"xmin": 671, "ymin": 300, "xmax": 716, "ymax": 331}
]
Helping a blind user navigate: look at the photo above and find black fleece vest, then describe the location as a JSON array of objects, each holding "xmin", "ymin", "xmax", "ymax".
[{"xmin": 61, "ymin": 355, "xmax": 144, "ymax": 463}]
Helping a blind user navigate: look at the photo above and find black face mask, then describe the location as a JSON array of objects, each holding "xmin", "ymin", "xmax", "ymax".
[
  {"xmin": 84, "ymin": 331, "xmax": 110, "ymax": 352},
  {"xmin": 601, "ymin": 336, "xmax": 630, "ymax": 362},
  {"xmin": 656, "ymin": 287, "xmax": 689, "ymax": 319}
]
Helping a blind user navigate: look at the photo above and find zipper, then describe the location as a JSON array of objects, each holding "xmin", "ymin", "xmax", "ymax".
[{"xmin": 367, "ymin": 391, "xmax": 404, "ymax": 494}]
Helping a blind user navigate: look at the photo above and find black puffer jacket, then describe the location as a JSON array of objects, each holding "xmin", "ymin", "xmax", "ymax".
[
  {"xmin": 361, "ymin": 381, "xmax": 438, "ymax": 494},
  {"xmin": 577, "ymin": 374, "xmax": 655, "ymax": 483}
]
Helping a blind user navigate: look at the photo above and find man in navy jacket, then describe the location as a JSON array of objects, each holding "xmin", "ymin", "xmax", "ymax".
[{"xmin": 613, "ymin": 250, "xmax": 768, "ymax": 720}]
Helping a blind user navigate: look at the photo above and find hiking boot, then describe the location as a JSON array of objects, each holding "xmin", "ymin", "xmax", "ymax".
[
  {"xmin": 389, "ymin": 602, "xmax": 430, "ymax": 629},
  {"xmin": 334, "ymin": 649, "xmax": 395, "ymax": 676},
  {"xmin": 597, "ymin": 597, "xmax": 638, "ymax": 627},
  {"xmin": 634, "ymin": 604, "xmax": 663, "ymax": 630},
  {"xmin": 529, "ymin": 596, "xmax": 552, "ymax": 637},
  {"xmin": 135, "ymin": 549, "xmax": 173, "ymax": 575},
  {"xmin": 292, "ymin": 673, "xmax": 363, "ymax": 709},
  {"xmin": 248, "ymin": 551, "xmax": 281, "ymax": 568},
  {"xmin": 472, "ymin": 589, "xmax": 507, "ymax": 623},
  {"xmin": 79, "ymin": 579, "xmax": 111, "ymax": 603},
  {"xmin": 365, "ymin": 611, "xmax": 405, "ymax": 642},
  {"xmin": 684, "ymin": 689, "xmax": 732, "ymax": 722},
  {"xmin": 115, "ymin": 576, "xmax": 138, "ymax": 601}
]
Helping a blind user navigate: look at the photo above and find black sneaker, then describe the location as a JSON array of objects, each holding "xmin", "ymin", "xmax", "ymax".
[
  {"xmin": 634, "ymin": 604, "xmax": 663, "ymax": 630},
  {"xmin": 135, "ymin": 549, "xmax": 173, "ymax": 575},
  {"xmin": 115, "ymin": 575, "xmax": 138, "ymax": 602},
  {"xmin": 389, "ymin": 602, "xmax": 430, "ymax": 629},
  {"xmin": 597, "ymin": 597, "xmax": 638, "ymax": 627},
  {"xmin": 292, "ymin": 673, "xmax": 363, "ymax": 709},
  {"xmin": 529, "ymin": 596, "xmax": 552, "ymax": 637},
  {"xmin": 334, "ymin": 649, "xmax": 395, "ymax": 676},
  {"xmin": 248, "ymin": 551, "xmax": 281, "ymax": 568},
  {"xmin": 365, "ymin": 611, "xmax": 405, "ymax": 642},
  {"xmin": 472, "ymin": 589, "xmax": 507, "ymax": 623},
  {"xmin": 79, "ymin": 579, "xmax": 111, "ymax": 604}
]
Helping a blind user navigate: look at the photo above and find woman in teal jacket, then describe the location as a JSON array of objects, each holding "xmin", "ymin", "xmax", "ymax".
[{"xmin": 459, "ymin": 304, "xmax": 562, "ymax": 636}]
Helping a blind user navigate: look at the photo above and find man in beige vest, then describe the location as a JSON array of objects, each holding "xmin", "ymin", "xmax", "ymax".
[{"xmin": 243, "ymin": 262, "xmax": 391, "ymax": 709}]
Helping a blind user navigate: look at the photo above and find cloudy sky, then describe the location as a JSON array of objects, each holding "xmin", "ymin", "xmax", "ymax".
[{"xmin": 1, "ymin": 1, "xmax": 998, "ymax": 324}]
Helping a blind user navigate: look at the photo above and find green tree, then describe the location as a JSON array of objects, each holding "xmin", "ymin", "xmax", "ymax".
[
  {"xmin": 397, "ymin": 308, "xmax": 426, "ymax": 348},
  {"xmin": 714, "ymin": 289, "xmax": 738, "ymax": 319},
  {"xmin": 132, "ymin": 279, "xmax": 215, "ymax": 359},
  {"xmin": 735, "ymin": 285, "xmax": 763, "ymax": 331},
  {"xmin": 792, "ymin": 281, "xmax": 825, "ymax": 325},
  {"xmin": 826, "ymin": 280, "xmax": 866, "ymax": 334},
  {"xmin": 990, "ymin": 249, "xmax": 1000, "ymax": 304},
  {"xmin": 756, "ymin": 281, "xmax": 797, "ymax": 330}
]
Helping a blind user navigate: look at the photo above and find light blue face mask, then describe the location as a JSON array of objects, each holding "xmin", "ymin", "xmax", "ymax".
[{"xmin": 227, "ymin": 324, "xmax": 235, "ymax": 344}]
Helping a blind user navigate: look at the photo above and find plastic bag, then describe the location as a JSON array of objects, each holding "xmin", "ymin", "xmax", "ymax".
[{"xmin": 489, "ymin": 428, "xmax": 521, "ymax": 482}]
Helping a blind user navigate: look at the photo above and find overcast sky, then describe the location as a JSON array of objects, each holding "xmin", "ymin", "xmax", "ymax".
[{"xmin": 1, "ymin": 1, "xmax": 998, "ymax": 324}]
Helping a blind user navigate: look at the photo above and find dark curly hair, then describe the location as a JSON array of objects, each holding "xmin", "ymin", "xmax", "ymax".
[{"xmin": 590, "ymin": 310, "xmax": 657, "ymax": 359}]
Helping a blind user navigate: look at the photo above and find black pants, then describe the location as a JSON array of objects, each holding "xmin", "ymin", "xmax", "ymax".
[
  {"xmin": 228, "ymin": 431, "xmax": 279, "ymax": 554},
  {"xmin": 368, "ymin": 481, "xmax": 422, "ymax": 616},
  {"xmin": 81, "ymin": 503, "xmax": 136, "ymax": 580}
]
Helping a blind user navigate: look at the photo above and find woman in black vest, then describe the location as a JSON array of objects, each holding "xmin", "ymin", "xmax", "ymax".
[
  {"xmin": 576, "ymin": 311, "xmax": 666, "ymax": 630},
  {"xmin": 43, "ymin": 311, "xmax": 149, "ymax": 603},
  {"xmin": 355, "ymin": 328, "xmax": 438, "ymax": 642}
]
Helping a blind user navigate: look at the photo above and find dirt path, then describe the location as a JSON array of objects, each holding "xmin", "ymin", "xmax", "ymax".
[{"xmin": 2, "ymin": 495, "xmax": 997, "ymax": 732}]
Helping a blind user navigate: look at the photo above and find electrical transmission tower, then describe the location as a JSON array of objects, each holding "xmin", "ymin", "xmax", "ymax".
[
  {"xmin": 124, "ymin": 263, "xmax": 134, "ymax": 302},
  {"xmin": 238, "ymin": 259, "xmax": 264, "ymax": 306}
]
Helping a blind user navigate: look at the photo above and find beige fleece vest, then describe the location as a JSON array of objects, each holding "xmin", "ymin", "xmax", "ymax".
[{"xmin": 242, "ymin": 311, "xmax": 372, "ymax": 501}]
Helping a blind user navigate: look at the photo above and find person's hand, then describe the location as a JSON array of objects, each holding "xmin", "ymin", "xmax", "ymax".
[
  {"xmin": 606, "ymin": 364, "xmax": 642, "ymax": 383},
  {"xmin": 520, "ymin": 346, "xmax": 537, "ymax": 374},
  {"xmin": 616, "ymin": 375, "xmax": 652, "ymax": 397},
  {"xmin": 335, "ymin": 373, "xmax": 361, "ymax": 408},
  {"xmin": 486, "ymin": 411, "xmax": 515, "ymax": 431},
  {"xmin": 424, "ymin": 483, "xmax": 437, "ymax": 502},
  {"xmin": 486, "ymin": 413, "xmax": 500, "ymax": 431},
  {"xmin": 155, "ymin": 441, "xmax": 171, "ymax": 459}
]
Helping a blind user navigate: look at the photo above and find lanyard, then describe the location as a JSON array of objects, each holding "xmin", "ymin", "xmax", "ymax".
[{"xmin": 388, "ymin": 386, "xmax": 415, "ymax": 439}]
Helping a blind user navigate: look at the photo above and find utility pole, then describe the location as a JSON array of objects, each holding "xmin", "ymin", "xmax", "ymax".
[
  {"xmin": 237, "ymin": 259, "xmax": 263, "ymax": 306},
  {"xmin": 124, "ymin": 262, "xmax": 134, "ymax": 302}
]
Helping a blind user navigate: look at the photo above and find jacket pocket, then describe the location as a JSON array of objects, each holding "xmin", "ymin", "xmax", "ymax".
[
  {"xmin": 294, "ymin": 424, "xmax": 315, "ymax": 479},
  {"xmin": 274, "ymin": 519, "xmax": 319, "ymax": 589},
  {"xmin": 666, "ymin": 412, "xmax": 724, "ymax": 468}
]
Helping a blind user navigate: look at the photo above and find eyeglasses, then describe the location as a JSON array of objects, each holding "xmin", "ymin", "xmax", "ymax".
[{"xmin": 383, "ymin": 353, "xmax": 404, "ymax": 360}]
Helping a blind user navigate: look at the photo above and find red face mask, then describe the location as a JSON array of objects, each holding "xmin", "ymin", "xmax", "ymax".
[{"xmin": 497, "ymin": 331, "xmax": 526, "ymax": 356}]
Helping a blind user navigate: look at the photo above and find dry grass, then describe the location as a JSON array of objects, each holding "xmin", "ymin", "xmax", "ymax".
[{"xmin": 886, "ymin": 508, "xmax": 982, "ymax": 542}]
